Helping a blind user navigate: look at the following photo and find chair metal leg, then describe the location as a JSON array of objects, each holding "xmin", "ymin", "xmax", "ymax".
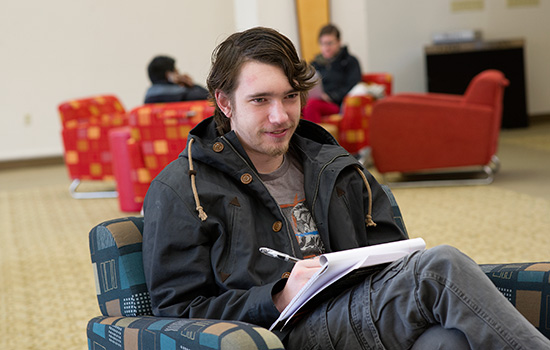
[
  {"xmin": 382, "ymin": 160, "xmax": 498, "ymax": 188},
  {"xmin": 489, "ymin": 155, "xmax": 501, "ymax": 174},
  {"xmin": 69, "ymin": 179, "xmax": 118, "ymax": 199}
]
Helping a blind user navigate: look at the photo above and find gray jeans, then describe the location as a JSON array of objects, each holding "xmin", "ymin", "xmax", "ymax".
[{"xmin": 285, "ymin": 245, "xmax": 550, "ymax": 350}]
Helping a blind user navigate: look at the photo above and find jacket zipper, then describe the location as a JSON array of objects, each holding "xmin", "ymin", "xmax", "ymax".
[{"xmin": 220, "ymin": 136, "xmax": 298, "ymax": 257}]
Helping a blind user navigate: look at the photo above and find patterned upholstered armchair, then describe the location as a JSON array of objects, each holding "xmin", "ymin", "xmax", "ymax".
[
  {"xmin": 88, "ymin": 216, "xmax": 285, "ymax": 350},
  {"xmin": 87, "ymin": 187, "xmax": 550, "ymax": 349},
  {"xmin": 109, "ymin": 101, "xmax": 214, "ymax": 212},
  {"xmin": 58, "ymin": 95, "xmax": 127, "ymax": 198}
]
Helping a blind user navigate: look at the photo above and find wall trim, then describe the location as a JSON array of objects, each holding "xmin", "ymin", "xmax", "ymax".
[{"xmin": 0, "ymin": 156, "xmax": 64, "ymax": 170}]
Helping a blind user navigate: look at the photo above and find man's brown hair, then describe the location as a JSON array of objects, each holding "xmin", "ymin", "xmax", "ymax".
[
  {"xmin": 207, "ymin": 27, "xmax": 316, "ymax": 135},
  {"xmin": 318, "ymin": 24, "xmax": 341, "ymax": 41}
]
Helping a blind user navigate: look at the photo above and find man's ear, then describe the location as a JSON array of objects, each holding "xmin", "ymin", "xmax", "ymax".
[{"xmin": 215, "ymin": 90, "xmax": 232, "ymax": 118}]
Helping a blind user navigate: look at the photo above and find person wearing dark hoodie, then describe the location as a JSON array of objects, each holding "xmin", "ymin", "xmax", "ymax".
[
  {"xmin": 302, "ymin": 24, "xmax": 362, "ymax": 123},
  {"xmin": 142, "ymin": 27, "xmax": 550, "ymax": 350},
  {"xmin": 144, "ymin": 55, "xmax": 209, "ymax": 104}
]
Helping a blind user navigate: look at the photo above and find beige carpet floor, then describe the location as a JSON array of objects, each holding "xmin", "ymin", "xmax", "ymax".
[
  {"xmin": 392, "ymin": 186, "xmax": 550, "ymax": 264},
  {"xmin": 1, "ymin": 120, "xmax": 549, "ymax": 349},
  {"xmin": 0, "ymin": 186, "xmax": 122, "ymax": 350}
]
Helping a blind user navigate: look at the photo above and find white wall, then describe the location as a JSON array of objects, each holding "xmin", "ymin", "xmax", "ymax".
[
  {"xmin": 0, "ymin": 0, "xmax": 235, "ymax": 161},
  {"xmin": 233, "ymin": 0, "xmax": 299, "ymax": 51},
  {"xmin": 362, "ymin": 0, "xmax": 550, "ymax": 116},
  {"xmin": 1, "ymin": 0, "xmax": 549, "ymax": 162},
  {"xmin": 331, "ymin": 0, "xmax": 369, "ymax": 74}
]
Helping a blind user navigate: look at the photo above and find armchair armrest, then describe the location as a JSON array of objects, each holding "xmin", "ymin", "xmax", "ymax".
[
  {"xmin": 88, "ymin": 316, "xmax": 285, "ymax": 350},
  {"xmin": 481, "ymin": 263, "xmax": 550, "ymax": 340},
  {"xmin": 362, "ymin": 73, "xmax": 393, "ymax": 96},
  {"xmin": 390, "ymin": 92, "xmax": 464, "ymax": 104}
]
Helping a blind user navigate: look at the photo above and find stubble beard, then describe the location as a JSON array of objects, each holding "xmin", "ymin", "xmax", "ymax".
[
  {"xmin": 259, "ymin": 122, "xmax": 297, "ymax": 157},
  {"xmin": 265, "ymin": 142, "xmax": 289, "ymax": 158}
]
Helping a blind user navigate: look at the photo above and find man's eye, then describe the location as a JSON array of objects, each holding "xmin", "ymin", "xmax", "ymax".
[
  {"xmin": 252, "ymin": 98, "xmax": 266, "ymax": 103},
  {"xmin": 286, "ymin": 93, "xmax": 299, "ymax": 99}
]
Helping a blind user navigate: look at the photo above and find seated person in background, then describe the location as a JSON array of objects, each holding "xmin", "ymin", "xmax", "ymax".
[
  {"xmin": 302, "ymin": 24, "xmax": 362, "ymax": 123},
  {"xmin": 142, "ymin": 26, "xmax": 550, "ymax": 350},
  {"xmin": 144, "ymin": 55, "xmax": 209, "ymax": 104}
]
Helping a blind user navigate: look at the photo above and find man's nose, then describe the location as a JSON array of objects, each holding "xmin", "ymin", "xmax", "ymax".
[{"xmin": 268, "ymin": 101, "xmax": 289, "ymax": 124}]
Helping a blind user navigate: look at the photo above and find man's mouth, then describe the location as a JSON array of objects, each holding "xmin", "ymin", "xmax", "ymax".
[{"xmin": 263, "ymin": 123, "xmax": 295, "ymax": 138}]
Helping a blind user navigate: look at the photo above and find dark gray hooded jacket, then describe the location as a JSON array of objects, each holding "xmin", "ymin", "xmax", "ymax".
[{"xmin": 142, "ymin": 117, "xmax": 406, "ymax": 330}]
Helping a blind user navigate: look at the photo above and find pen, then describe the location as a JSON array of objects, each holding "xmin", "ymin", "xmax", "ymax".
[{"xmin": 259, "ymin": 247, "xmax": 301, "ymax": 263}]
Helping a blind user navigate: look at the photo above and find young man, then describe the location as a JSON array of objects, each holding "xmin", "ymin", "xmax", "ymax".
[
  {"xmin": 142, "ymin": 27, "xmax": 550, "ymax": 349},
  {"xmin": 302, "ymin": 24, "xmax": 362, "ymax": 123},
  {"xmin": 144, "ymin": 55, "xmax": 209, "ymax": 104}
]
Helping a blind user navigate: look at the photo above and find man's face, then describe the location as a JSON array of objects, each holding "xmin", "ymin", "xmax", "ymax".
[
  {"xmin": 216, "ymin": 61, "xmax": 301, "ymax": 171},
  {"xmin": 319, "ymin": 34, "xmax": 341, "ymax": 60}
]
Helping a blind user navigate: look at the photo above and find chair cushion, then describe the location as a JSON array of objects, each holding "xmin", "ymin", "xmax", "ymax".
[{"xmin": 89, "ymin": 216, "xmax": 152, "ymax": 317}]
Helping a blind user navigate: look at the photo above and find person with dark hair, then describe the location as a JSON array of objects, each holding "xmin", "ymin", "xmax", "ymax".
[
  {"xmin": 142, "ymin": 27, "xmax": 550, "ymax": 349},
  {"xmin": 144, "ymin": 55, "xmax": 209, "ymax": 104},
  {"xmin": 302, "ymin": 24, "xmax": 362, "ymax": 123}
]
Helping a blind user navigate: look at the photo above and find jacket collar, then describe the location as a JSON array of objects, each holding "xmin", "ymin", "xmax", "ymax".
[
  {"xmin": 185, "ymin": 117, "xmax": 344, "ymax": 172},
  {"xmin": 313, "ymin": 46, "xmax": 350, "ymax": 66}
]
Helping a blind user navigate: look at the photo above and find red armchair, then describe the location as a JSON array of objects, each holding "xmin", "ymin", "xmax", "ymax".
[
  {"xmin": 319, "ymin": 73, "xmax": 392, "ymax": 154},
  {"xmin": 58, "ymin": 95, "xmax": 127, "ymax": 198},
  {"xmin": 370, "ymin": 69, "xmax": 509, "ymax": 186},
  {"xmin": 109, "ymin": 100, "xmax": 214, "ymax": 211}
]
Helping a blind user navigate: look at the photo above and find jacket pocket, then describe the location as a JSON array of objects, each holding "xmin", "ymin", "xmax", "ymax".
[
  {"xmin": 219, "ymin": 197, "xmax": 241, "ymax": 280},
  {"xmin": 335, "ymin": 185, "xmax": 352, "ymax": 213}
]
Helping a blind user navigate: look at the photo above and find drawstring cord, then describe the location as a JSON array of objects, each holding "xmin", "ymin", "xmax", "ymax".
[
  {"xmin": 354, "ymin": 165, "xmax": 377, "ymax": 228},
  {"xmin": 188, "ymin": 138, "xmax": 208, "ymax": 221}
]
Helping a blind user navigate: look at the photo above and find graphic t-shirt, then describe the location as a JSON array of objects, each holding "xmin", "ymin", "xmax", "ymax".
[{"xmin": 260, "ymin": 153, "xmax": 325, "ymax": 258}]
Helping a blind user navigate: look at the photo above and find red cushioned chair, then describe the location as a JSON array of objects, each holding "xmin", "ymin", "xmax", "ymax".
[
  {"xmin": 319, "ymin": 73, "xmax": 392, "ymax": 155},
  {"xmin": 109, "ymin": 100, "xmax": 214, "ymax": 212},
  {"xmin": 58, "ymin": 95, "xmax": 127, "ymax": 198},
  {"xmin": 370, "ymin": 69, "xmax": 509, "ymax": 187}
]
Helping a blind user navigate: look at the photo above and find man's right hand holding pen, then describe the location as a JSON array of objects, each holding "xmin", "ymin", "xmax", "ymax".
[{"xmin": 260, "ymin": 247, "xmax": 322, "ymax": 312}]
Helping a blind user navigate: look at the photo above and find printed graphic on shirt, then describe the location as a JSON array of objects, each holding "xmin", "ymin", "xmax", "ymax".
[{"xmin": 280, "ymin": 194, "xmax": 325, "ymax": 259}]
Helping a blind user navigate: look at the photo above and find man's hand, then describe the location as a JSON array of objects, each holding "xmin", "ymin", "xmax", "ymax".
[
  {"xmin": 176, "ymin": 73, "xmax": 194, "ymax": 87},
  {"xmin": 273, "ymin": 258, "xmax": 322, "ymax": 312},
  {"xmin": 167, "ymin": 72, "xmax": 195, "ymax": 87}
]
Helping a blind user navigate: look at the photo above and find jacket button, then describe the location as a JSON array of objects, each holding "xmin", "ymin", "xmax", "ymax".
[
  {"xmin": 213, "ymin": 142, "xmax": 224, "ymax": 152},
  {"xmin": 281, "ymin": 272, "xmax": 291, "ymax": 279},
  {"xmin": 272, "ymin": 221, "xmax": 282, "ymax": 232},
  {"xmin": 240, "ymin": 173, "xmax": 253, "ymax": 184}
]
